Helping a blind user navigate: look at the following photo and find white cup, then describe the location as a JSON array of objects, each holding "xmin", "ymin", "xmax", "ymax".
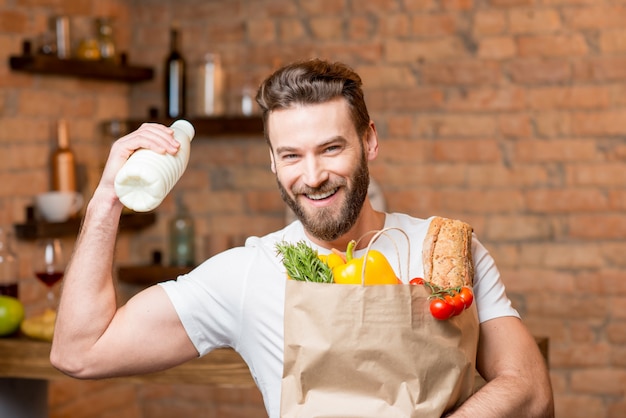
[{"xmin": 35, "ymin": 191, "xmax": 84, "ymax": 223}]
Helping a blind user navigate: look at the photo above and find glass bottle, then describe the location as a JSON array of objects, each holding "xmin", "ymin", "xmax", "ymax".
[
  {"xmin": 168, "ymin": 197, "xmax": 196, "ymax": 267},
  {"xmin": 165, "ymin": 28, "xmax": 186, "ymax": 118},
  {"xmin": 114, "ymin": 120, "xmax": 195, "ymax": 212},
  {"xmin": 51, "ymin": 119, "xmax": 77, "ymax": 192},
  {"xmin": 195, "ymin": 53, "xmax": 224, "ymax": 116},
  {"xmin": 96, "ymin": 17, "xmax": 116, "ymax": 61},
  {"xmin": 0, "ymin": 228, "xmax": 19, "ymax": 299}
]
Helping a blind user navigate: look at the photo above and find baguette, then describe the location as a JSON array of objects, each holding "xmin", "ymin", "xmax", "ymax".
[{"xmin": 422, "ymin": 217, "xmax": 474, "ymax": 288}]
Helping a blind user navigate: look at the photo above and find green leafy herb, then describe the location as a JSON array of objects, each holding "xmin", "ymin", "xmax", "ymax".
[{"xmin": 275, "ymin": 240, "xmax": 334, "ymax": 283}]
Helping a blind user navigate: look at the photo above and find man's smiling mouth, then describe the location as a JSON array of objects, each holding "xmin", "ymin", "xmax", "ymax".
[{"xmin": 305, "ymin": 188, "xmax": 338, "ymax": 201}]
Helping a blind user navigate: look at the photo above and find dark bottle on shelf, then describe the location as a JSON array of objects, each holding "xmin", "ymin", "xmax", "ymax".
[
  {"xmin": 168, "ymin": 196, "xmax": 195, "ymax": 267},
  {"xmin": 0, "ymin": 227, "xmax": 19, "ymax": 299},
  {"xmin": 164, "ymin": 28, "xmax": 186, "ymax": 118}
]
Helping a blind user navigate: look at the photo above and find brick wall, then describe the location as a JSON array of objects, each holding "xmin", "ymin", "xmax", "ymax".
[{"xmin": 2, "ymin": 0, "xmax": 626, "ymax": 417}]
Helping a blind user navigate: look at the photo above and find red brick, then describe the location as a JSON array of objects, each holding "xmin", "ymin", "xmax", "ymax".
[
  {"xmin": 309, "ymin": 16, "xmax": 343, "ymax": 40},
  {"xmin": 439, "ymin": 189, "xmax": 525, "ymax": 213},
  {"xmin": 415, "ymin": 114, "xmax": 497, "ymax": 137},
  {"xmin": 527, "ymin": 86, "xmax": 610, "ymax": 110},
  {"xmin": 569, "ymin": 215, "xmax": 626, "ymax": 239},
  {"xmin": 377, "ymin": 139, "xmax": 432, "ymax": 163},
  {"xmin": 498, "ymin": 113, "xmax": 533, "ymax": 138},
  {"xmin": 517, "ymin": 34, "xmax": 588, "ymax": 57},
  {"xmin": 599, "ymin": 29, "xmax": 626, "ymax": 53},
  {"xmin": 488, "ymin": 0, "xmax": 533, "ymax": 6},
  {"xmin": 482, "ymin": 215, "xmax": 555, "ymax": 242},
  {"xmin": 433, "ymin": 138, "xmax": 501, "ymax": 162},
  {"xmin": 571, "ymin": 369, "xmax": 626, "ymax": 395},
  {"xmin": 366, "ymin": 87, "xmax": 445, "ymax": 112},
  {"xmin": 467, "ymin": 164, "xmax": 549, "ymax": 187},
  {"xmin": 555, "ymin": 395, "xmax": 606, "ymax": 418},
  {"xmin": 381, "ymin": 13, "xmax": 410, "ymax": 37},
  {"xmin": 574, "ymin": 57, "xmax": 626, "ymax": 82},
  {"xmin": 507, "ymin": 58, "xmax": 572, "ymax": 84},
  {"xmin": 473, "ymin": 10, "xmax": 507, "ymax": 36},
  {"xmin": 247, "ymin": 19, "xmax": 277, "ymax": 43},
  {"xmin": 386, "ymin": 38, "xmax": 468, "ymax": 63},
  {"xmin": 445, "ymin": 86, "xmax": 525, "ymax": 111},
  {"xmin": 348, "ymin": 16, "xmax": 376, "ymax": 40},
  {"xmin": 513, "ymin": 139, "xmax": 600, "ymax": 163},
  {"xmin": 551, "ymin": 343, "xmax": 612, "ymax": 367},
  {"xmin": 0, "ymin": 10, "xmax": 27, "ymax": 32},
  {"xmin": 562, "ymin": 5, "xmax": 626, "ymax": 30},
  {"xmin": 410, "ymin": 13, "xmax": 463, "ymax": 37},
  {"xmin": 402, "ymin": 0, "xmax": 438, "ymax": 12},
  {"xmin": 519, "ymin": 243, "xmax": 603, "ymax": 270},
  {"xmin": 565, "ymin": 163, "xmax": 624, "ymax": 187},
  {"xmin": 509, "ymin": 8, "xmax": 562, "ymax": 34},
  {"xmin": 357, "ymin": 65, "xmax": 417, "ymax": 88},
  {"xmin": 421, "ymin": 60, "xmax": 502, "ymax": 85},
  {"xmin": 477, "ymin": 36, "xmax": 516, "ymax": 59}
]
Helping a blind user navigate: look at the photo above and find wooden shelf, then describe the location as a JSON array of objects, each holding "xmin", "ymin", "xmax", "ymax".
[
  {"xmin": 120, "ymin": 116, "xmax": 264, "ymax": 138},
  {"xmin": 117, "ymin": 265, "xmax": 193, "ymax": 285},
  {"xmin": 9, "ymin": 54, "xmax": 154, "ymax": 82},
  {"xmin": 0, "ymin": 337, "xmax": 254, "ymax": 386},
  {"xmin": 14, "ymin": 212, "xmax": 156, "ymax": 240}
]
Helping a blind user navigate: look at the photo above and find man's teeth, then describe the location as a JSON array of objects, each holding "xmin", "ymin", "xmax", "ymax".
[{"xmin": 306, "ymin": 189, "xmax": 337, "ymax": 200}]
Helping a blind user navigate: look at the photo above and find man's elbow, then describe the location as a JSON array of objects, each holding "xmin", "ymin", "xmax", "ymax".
[
  {"xmin": 49, "ymin": 345, "xmax": 94, "ymax": 379},
  {"xmin": 532, "ymin": 387, "xmax": 555, "ymax": 418}
]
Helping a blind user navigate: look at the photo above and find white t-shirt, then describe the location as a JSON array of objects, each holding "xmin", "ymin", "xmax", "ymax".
[{"xmin": 159, "ymin": 213, "xmax": 519, "ymax": 418}]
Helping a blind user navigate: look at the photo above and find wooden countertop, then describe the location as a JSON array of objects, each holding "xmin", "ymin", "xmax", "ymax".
[
  {"xmin": 0, "ymin": 336, "xmax": 549, "ymax": 386},
  {"xmin": 0, "ymin": 337, "xmax": 255, "ymax": 387}
]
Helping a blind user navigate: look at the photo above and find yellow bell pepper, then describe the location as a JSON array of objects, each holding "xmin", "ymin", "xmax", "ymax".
[
  {"xmin": 318, "ymin": 252, "xmax": 346, "ymax": 270},
  {"xmin": 332, "ymin": 240, "xmax": 399, "ymax": 285}
]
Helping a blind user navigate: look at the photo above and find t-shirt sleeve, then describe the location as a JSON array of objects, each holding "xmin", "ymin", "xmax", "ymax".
[
  {"xmin": 159, "ymin": 246, "xmax": 253, "ymax": 356},
  {"xmin": 471, "ymin": 236, "xmax": 520, "ymax": 323}
]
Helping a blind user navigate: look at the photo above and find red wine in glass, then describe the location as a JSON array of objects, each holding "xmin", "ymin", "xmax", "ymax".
[
  {"xmin": 35, "ymin": 271, "xmax": 64, "ymax": 287},
  {"xmin": 0, "ymin": 283, "xmax": 18, "ymax": 298}
]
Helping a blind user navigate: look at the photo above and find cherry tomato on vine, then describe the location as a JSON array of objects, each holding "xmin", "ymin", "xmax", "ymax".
[
  {"xmin": 429, "ymin": 298, "xmax": 454, "ymax": 320},
  {"xmin": 409, "ymin": 277, "xmax": 424, "ymax": 285},
  {"xmin": 458, "ymin": 286, "xmax": 474, "ymax": 309},
  {"xmin": 445, "ymin": 293, "xmax": 465, "ymax": 316}
]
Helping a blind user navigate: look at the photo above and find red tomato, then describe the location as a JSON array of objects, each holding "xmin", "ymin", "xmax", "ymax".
[
  {"xmin": 458, "ymin": 286, "xmax": 474, "ymax": 308},
  {"xmin": 444, "ymin": 293, "xmax": 465, "ymax": 316},
  {"xmin": 429, "ymin": 298, "xmax": 454, "ymax": 320},
  {"xmin": 409, "ymin": 277, "xmax": 424, "ymax": 285}
]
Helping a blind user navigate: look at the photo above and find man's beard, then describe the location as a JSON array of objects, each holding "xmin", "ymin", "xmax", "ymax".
[{"xmin": 277, "ymin": 153, "xmax": 370, "ymax": 241}]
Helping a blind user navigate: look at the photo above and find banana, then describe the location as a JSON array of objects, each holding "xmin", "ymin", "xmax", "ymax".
[{"xmin": 20, "ymin": 309, "xmax": 56, "ymax": 342}]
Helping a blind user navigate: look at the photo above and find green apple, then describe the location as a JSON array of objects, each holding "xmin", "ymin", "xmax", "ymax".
[{"xmin": 0, "ymin": 295, "xmax": 25, "ymax": 336}]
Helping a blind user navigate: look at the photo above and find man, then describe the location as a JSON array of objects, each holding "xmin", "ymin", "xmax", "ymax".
[{"xmin": 51, "ymin": 59, "xmax": 554, "ymax": 417}]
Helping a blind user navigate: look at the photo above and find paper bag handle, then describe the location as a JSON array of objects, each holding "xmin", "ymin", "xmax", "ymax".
[{"xmin": 357, "ymin": 227, "xmax": 410, "ymax": 286}]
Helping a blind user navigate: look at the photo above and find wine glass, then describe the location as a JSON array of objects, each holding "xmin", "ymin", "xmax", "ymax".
[{"xmin": 34, "ymin": 238, "xmax": 65, "ymax": 311}]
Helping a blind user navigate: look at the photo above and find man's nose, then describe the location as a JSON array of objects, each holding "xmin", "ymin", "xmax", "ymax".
[{"xmin": 302, "ymin": 157, "xmax": 329, "ymax": 188}]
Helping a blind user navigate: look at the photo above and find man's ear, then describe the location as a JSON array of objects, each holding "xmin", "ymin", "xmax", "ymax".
[
  {"xmin": 269, "ymin": 149, "xmax": 276, "ymax": 173},
  {"xmin": 365, "ymin": 121, "xmax": 379, "ymax": 161}
]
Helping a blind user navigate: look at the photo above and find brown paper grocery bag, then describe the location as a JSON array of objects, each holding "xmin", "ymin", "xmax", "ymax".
[{"xmin": 281, "ymin": 280, "xmax": 479, "ymax": 418}]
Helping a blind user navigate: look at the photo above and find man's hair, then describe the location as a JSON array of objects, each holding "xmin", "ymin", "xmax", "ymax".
[{"xmin": 255, "ymin": 58, "xmax": 371, "ymax": 145}]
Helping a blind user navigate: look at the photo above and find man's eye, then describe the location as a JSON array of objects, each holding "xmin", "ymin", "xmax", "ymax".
[{"xmin": 324, "ymin": 145, "xmax": 341, "ymax": 153}]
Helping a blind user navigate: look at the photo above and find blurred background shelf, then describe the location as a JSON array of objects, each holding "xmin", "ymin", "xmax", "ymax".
[
  {"xmin": 9, "ymin": 54, "xmax": 154, "ymax": 82},
  {"xmin": 108, "ymin": 115, "xmax": 264, "ymax": 138},
  {"xmin": 13, "ymin": 212, "xmax": 156, "ymax": 240},
  {"xmin": 117, "ymin": 264, "xmax": 193, "ymax": 285}
]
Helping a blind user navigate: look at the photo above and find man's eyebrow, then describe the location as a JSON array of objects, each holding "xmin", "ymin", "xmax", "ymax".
[{"xmin": 275, "ymin": 136, "xmax": 348, "ymax": 155}]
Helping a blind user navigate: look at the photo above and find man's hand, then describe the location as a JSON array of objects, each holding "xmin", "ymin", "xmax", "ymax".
[{"xmin": 98, "ymin": 123, "xmax": 181, "ymax": 197}]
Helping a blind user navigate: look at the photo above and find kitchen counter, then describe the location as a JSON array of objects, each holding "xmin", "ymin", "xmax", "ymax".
[
  {"xmin": 0, "ymin": 336, "xmax": 255, "ymax": 386},
  {"xmin": 1, "ymin": 336, "xmax": 549, "ymax": 384}
]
